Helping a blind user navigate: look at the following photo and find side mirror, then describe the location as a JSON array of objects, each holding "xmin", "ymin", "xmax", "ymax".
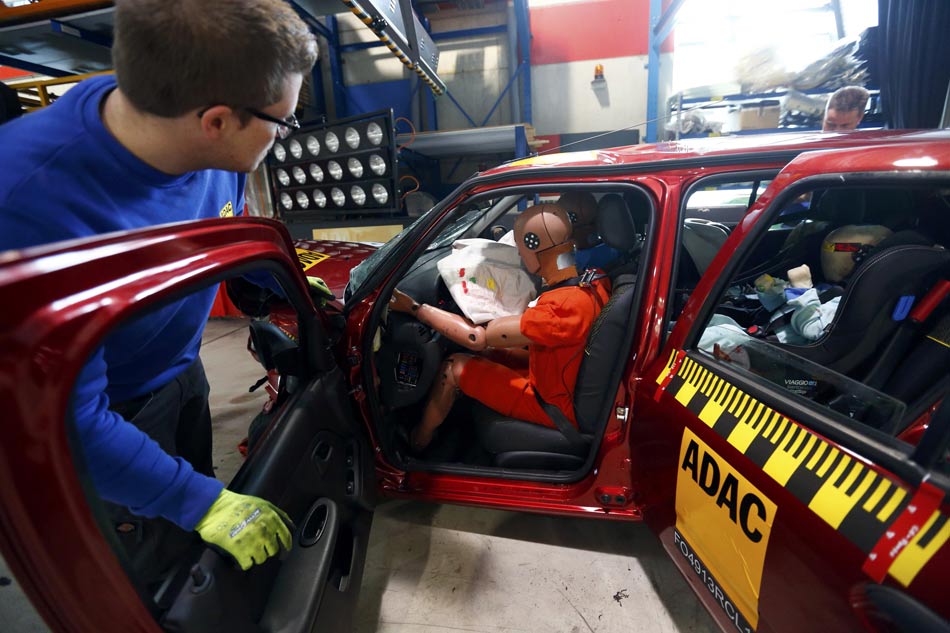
[{"xmin": 248, "ymin": 321, "xmax": 300, "ymax": 375}]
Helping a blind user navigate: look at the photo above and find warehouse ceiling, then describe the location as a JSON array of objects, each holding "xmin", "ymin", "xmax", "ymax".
[{"xmin": 0, "ymin": 0, "xmax": 445, "ymax": 93}]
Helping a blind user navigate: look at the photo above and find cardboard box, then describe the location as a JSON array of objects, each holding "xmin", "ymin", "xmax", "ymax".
[{"xmin": 737, "ymin": 102, "xmax": 780, "ymax": 130}]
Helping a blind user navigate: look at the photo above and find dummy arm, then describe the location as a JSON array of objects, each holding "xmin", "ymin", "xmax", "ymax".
[{"xmin": 390, "ymin": 289, "xmax": 531, "ymax": 350}]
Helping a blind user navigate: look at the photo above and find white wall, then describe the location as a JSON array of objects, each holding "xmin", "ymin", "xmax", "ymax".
[{"xmin": 532, "ymin": 53, "xmax": 672, "ymax": 141}]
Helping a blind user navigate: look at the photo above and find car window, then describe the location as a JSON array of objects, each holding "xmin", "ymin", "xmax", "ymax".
[
  {"xmin": 685, "ymin": 179, "xmax": 771, "ymax": 225},
  {"xmin": 425, "ymin": 197, "xmax": 509, "ymax": 250},
  {"xmin": 347, "ymin": 211, "xmax": 431, "ymax": 295},
  {"xmin": 691, "ymin": 182, "xmax": 950, "ymax": 440},
  {"xmin": 670, "ymin": 174, "xmax": 774, "ymax": 322}
]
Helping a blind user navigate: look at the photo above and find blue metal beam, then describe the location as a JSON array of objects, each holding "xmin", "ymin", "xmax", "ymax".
[
  {"xmin": 339, "ymin": 40, "xmax": 384, "ymax": 53},
  {"xmin": 514, "ymin": 0, "xmax": 531, "ymax": 124},
  {"xmin": 515, "ymin": 124, "xmax": 528, "ymax": 158},
  {"xmin": 444, "ymin": 90, "xmax": 477, "ymax": 127},
  {"xmin": 652, "ymin": 0, "xmax": 686, "ymax": 48},
  {"xmin": 647, "ymin": 0, "xmax": 687, "ymax": 142},
  {"xmin": 339, "ymin": 23, "xmax": 509, "ymax": 53},
  {"xmin": 480, "ymin": 62, "xmax": 524, "ymax": 127},
  {"xmin": 325, "ymin": 16, "xmax": 347, "ymax": 118},
  {"xmin": 432, "ymin": 25, "xmax": 508, "ymax": 41},
  {"xmin": 646, "ymin": 0, "xmax": 661, "ymax": 142},
  {"xmin": 49, "ymin": 19, "xmax": 112, "ymax": 48},
  {"xmin": 0, "ymin": 54, "xmax": 70, "ymax": 78},
  {"xmin": 423, "ymin": 75, "xmax": 437, "ymax": 131},
  {"xmin": 310, "ymin": 58, "xmax": 327, "ymax": 118},
  {"xmin": 287, "ymin": 1, "xmax": 332, "ymax": 40}
]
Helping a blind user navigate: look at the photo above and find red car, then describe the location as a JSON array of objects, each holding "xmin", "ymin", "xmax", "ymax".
[{"xmin": 2, "ymin": 130, "xmax": 949, "ymax": 632}]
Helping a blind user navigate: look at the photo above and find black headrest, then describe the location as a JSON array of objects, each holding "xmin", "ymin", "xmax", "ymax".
[
  {"xmin": 784, "ymin": 240, "xmax": 950, "ymax": 374},
  {"xmin": 596, "ymin": 194, "xmax": 639, "ymax": 251}
]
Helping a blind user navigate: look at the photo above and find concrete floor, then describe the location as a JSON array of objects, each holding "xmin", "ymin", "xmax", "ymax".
[{"xmin": 0, "ymin": 318, "xmax": 717, "ymax": 633}]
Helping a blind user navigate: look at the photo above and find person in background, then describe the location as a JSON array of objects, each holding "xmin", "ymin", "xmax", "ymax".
[
  {"xmin": 822, "ymin": 86, "xmax": 870, "ymax": 131},
  {"xmin": 0, "ymin": 0, "xmax": 330, "ymax": 586}
]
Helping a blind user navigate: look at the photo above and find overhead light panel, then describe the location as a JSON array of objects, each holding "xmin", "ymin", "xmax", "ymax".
[{"xmin": 268, "ymin": 109, "xmax": 399, "ymax": 227}]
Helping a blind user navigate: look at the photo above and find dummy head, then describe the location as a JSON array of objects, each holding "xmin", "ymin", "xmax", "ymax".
[
  {"xmin": 557, "ymin": 192, "xmax": 599, "ymax": 248},
  {"xmin": 821, "ymin": 224, "xmax": 892, "ymax": 282},
  {"xmin": 514, "ymin": 203, "xmax": 576, "ymax": 281}
]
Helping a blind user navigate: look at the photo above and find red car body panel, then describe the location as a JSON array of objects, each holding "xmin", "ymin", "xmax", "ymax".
[
  {"xmin": 293, "ymin": 238, "xmax": 377, "ymax": 298},
  {"xmin": 636, "ymin": 139, "xmax": 950, "ymax": 632},
  {"xmin": 0, "ymin": 219, "xmax": 309, "ymax": 632},
  {"xmin": 2, "ymin": 130, "xmax": 949, "ymax": 632}
]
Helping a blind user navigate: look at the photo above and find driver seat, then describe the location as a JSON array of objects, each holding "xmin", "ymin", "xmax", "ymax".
[{"xmin": 474, "ymin": 194, "xmax": 644, "ymax": 469}]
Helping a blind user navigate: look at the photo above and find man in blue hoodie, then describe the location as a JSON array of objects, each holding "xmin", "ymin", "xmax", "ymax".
[{"xmin": 0, "ymin": 0, "xmax": 325, "ymax": 586}]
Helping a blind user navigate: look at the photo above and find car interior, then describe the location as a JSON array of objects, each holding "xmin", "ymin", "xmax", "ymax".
[
  {"xmin": 696, "ymin": 182, "xmax": 950, "ymax": 439},
  {"xmin": 370, "ymin": 185, "xmax": 654, "ymax": 477}
]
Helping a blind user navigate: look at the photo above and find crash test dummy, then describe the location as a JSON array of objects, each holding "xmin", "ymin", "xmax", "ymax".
[{"xmin": 390, "ymin": 203, "xmax": 612, "ymax": 451}]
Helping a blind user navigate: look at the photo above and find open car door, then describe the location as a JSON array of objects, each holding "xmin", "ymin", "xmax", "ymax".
[
  {"xmin": 633, "ymin": 140, "xmax": 950, "ymax": 633},
  {"xmin": 0, "ymin": 217, "xmax": 374, "ymax": 632}
]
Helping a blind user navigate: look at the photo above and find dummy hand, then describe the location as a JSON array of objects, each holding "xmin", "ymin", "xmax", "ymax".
[
  {"xmin": 389, "ymin": 288, "xmax": 419, "ymax": 314},
  {"xmin": 786, "ymin": 265, "xmax": 813, "ymax": 289},
  {"xmin": 194, "ymin": 489, "xmax": 294, "ymax": 571},
  {"xmin": 307, "ymin": 276, "xmax": 335, "ymax": 307}
]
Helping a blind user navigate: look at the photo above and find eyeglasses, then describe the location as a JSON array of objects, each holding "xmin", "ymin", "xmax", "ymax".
[
  {"xmin": 246, "ymin": 108, "xmax": 300, "ymax": 139},
  {"xmin": 197, "ymin": 107, "xmax": 300, "ymax": 139}
]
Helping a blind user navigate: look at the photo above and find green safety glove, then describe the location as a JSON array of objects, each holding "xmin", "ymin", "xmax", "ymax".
[
  {"xmin": 194, "ymin": 489, "xmax": 294, "ymax": 571},
  {"xmin": 307, "ymin": 276, "xmax": 335, "ymax": 307}
]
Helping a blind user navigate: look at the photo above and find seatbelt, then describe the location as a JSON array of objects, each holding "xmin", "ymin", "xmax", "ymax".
[
  {"xmin": 533, "ymin": 268, "xmax": 607, "ymax": 451},
  {"xmin": 533, "ymin": 390, "xmax": 589, "ymax": 452},
  {"xmin": 747, "ymin": 286, "xmax": 843, "ymax": 339},
  {"xmin": 540, "ymin": 268, "xmax": 606, "ymax": 294}
]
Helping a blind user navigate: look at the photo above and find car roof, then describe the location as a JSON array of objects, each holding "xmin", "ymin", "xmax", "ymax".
[{"xmin": 486, "ymin": 129, "xmax": 950, "ymax": 176}]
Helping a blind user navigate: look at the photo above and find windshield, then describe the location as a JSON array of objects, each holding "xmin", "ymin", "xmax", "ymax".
[
  {"xmin": 346, "ymin": 212, "xmax": 430, "ymax": 297},
  {"xmin": 346, "ymin": 196, "xmax": 503, "ymax": 298},
  {"xmin": 425, "ymin": 206, "xmax": 488, "ymax": 250}
]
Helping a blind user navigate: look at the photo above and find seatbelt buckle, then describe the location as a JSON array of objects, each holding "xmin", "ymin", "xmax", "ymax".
[
  {"xmin": 746, "ymin": 324, "xmax": 768, "ymax": 338},
  {"xmin": 579, "ymin": 268, "xmax": 597, "ymax": 287}
]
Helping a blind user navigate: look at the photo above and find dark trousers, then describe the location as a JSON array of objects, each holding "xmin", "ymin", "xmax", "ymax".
[{"xmin": 105, "ymin": 357, "xmax": 215, "ymax": 591}]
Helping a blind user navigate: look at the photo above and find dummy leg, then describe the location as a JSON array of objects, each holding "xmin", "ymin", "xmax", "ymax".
[
  {"xmin": 411, "ymin": 354, "xmax": 470, "ymax": 451},
  {"xmin": 483, "ymin": 346, "xmax": 530, "ymax": 369}
]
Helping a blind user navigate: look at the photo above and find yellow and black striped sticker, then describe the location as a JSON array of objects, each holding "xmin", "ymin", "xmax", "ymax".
[
  {"xmin": 656, "ymin": 349, "xmax": 950, "ymax": 587},
  {"xmin": 295, "ymin": 248, "xmax": 330, "ymax": 272}
]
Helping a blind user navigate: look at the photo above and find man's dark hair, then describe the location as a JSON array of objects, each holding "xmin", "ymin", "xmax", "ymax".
[
  {"xmin": 826, "ymin": 86, "xmax": 870, "ymax": 115},
  {"xmin": 112, "ymin": 0, "xmax": 318, "ymax": 118}
]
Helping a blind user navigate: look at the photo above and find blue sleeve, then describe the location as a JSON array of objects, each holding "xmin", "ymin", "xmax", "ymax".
[
  {"xmin": 0, "ymin": 202, "xmax": 76, "ymax": 252},
  {"xmin": 232, "ymin": 172, "xmax": 286, "ymax": 295},
  {"xmin": 242, "ymin": 269, "xmax": 286, "ymax": 295},
  {"xmin": 72, "ymin": 347, "xmax": 223, "ymax": 530}
]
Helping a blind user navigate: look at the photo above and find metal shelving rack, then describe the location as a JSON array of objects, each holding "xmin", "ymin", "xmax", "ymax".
[{"xmin": 665, "ymin": 87, "xmax": 883, "ymax": 139}]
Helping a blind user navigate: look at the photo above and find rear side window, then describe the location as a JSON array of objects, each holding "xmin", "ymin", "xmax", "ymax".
[
  {"xmin": 692, "ymin": 183, "xmax": 950, "ymax": 440},
  {"xmin": 671, "ymin": 174, "xmax": 774, "ymax": 322}
]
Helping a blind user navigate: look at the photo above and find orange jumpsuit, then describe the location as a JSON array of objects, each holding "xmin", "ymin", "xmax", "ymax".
[{"xmin": 458, "ymin": 276, "xmax": 611, "ymax": 428}]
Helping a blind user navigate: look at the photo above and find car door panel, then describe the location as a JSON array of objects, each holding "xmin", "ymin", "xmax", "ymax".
[
  {"xmin": 647, "ymin": 350, "xmax": 950, "ymax": 632},
  {"xmin": 634, "ymin": 148, "xmax": 950, "ymax": 633},
  {"xmin": 164, "ymin": 370, "xmax": 374, "ymax": 633},
  {"xmin": 0, "ymin": 218, "xmax": 373, "ymax": 633}
]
